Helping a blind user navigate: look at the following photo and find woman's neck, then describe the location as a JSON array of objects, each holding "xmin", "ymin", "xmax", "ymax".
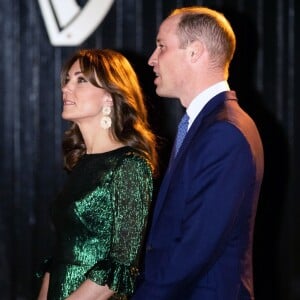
[{"xmin": 77, "ymin": 122, "xmax": 124, "ymax": 154}]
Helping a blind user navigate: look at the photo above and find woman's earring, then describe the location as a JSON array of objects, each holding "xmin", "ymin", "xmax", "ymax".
[{"xmin": 100, "ymin": 106, "xmax": 112, "ymax": 129}]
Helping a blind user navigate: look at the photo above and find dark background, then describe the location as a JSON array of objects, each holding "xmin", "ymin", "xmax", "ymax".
[{"xmin": 0, "ymin": 0, "xmax": 299, "ymax": 299}]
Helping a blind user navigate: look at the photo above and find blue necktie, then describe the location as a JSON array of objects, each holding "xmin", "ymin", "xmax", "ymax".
[{"xmin": 174, "ymin": 112, "xmax": 189, "ymax": 156}]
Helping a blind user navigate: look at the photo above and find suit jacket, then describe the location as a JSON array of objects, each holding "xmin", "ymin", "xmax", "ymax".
[{"xmin": 132, "ymin": 91, "xmax": 264, "ymax": 300}]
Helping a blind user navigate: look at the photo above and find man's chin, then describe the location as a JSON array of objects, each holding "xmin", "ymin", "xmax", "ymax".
[
  {"xmin": 155, "ymin": 86, "xmax": 166, "ymax": 97},
  {"xmin": 155, "ymin": 88, "xmax": 175, "ymax": 98}
]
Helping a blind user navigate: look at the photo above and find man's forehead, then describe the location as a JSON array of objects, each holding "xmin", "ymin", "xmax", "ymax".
[{"xmin": 157, "ymin": 17, "xmax": 179, "ymax": 39}]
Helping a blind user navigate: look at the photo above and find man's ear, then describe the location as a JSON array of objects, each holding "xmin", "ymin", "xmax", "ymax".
[{"xmin": 189, "ymin": 40, "xmax": 205, "ymax": 63}]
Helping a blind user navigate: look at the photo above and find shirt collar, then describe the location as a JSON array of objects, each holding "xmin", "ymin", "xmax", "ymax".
[{"xmin": 186, "ymin": 81, "xmax": 230, "ymax": 129}]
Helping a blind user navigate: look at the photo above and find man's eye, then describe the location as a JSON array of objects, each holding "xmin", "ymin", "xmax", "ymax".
[{"xmin": 158, "ymin": 44, "xmax": 165, "ymax": 51}]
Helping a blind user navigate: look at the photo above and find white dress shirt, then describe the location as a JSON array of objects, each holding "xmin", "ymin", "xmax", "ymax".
[{"xmin": 186, "ymin": 81, "xmax": 230, "ymax": 130}]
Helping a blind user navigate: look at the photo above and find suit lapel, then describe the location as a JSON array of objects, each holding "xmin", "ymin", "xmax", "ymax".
[{"xmin": 151, "ymin": 91, "xmax": 238, "ymax": 226}]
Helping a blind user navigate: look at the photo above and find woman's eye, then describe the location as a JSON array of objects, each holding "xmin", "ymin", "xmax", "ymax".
[{"xmin": 78, "ymin": 76, "xmax": 88, "ymax": 83}]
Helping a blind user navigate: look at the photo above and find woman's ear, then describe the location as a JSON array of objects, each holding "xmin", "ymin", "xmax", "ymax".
[{"xmin": 104, "ymin": 94, "xmax": 114, "ymax": 107}]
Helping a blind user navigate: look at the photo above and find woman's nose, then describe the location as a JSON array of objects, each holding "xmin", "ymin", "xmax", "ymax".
[{"xmin": 62, "ymin": 82, "xmax": 71, "ymax": 93}]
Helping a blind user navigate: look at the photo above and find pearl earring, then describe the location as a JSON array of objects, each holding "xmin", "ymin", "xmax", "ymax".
[{"xmin": 100, "ymin": 106, "xmax": 112, "ymax": 129}]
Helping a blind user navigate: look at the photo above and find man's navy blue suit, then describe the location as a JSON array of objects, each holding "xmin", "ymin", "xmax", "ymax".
[{"xmin": 132, "ymin": 91, "xmax": 264, "ymax": 300}]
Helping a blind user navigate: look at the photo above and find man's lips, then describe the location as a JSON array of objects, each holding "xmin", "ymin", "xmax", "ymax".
[
  {"xmin": 153, "ymin": 69, "xmax": 160, "ymax": 84},
  {"xmin": 153, "ymin": 74, "xmax": 161, "ymax": 85}
]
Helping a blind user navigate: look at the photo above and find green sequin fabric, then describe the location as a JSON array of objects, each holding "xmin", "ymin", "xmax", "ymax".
[{"xmin": 46, "ymin": 146, "xmax": 153, "ymax": 299}]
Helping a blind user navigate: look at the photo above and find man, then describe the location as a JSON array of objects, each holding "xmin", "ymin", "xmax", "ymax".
[{"xmin": 132, "ymin": 6, "xmax": 264, "ymax": 300}]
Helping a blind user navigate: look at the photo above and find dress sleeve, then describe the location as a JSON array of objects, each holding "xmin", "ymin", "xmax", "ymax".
[{"xmin": 86, "ymin": 153, "xmax": 153, "ymax": 296}]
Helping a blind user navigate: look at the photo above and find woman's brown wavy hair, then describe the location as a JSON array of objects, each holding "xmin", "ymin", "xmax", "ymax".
[{"xmin": 60, "ymin": 49, "xmax": 158, "ymax": 176}]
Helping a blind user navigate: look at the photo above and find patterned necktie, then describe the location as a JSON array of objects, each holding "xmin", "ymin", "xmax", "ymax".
[{"xmin": 174, "ymin": 112, "xmax": 189, "ymax": 156}]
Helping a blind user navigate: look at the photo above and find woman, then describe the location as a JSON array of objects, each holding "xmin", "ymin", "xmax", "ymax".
[{"xmin": 37, "ymin": 49, "xmax": 158, "ymax": 300}]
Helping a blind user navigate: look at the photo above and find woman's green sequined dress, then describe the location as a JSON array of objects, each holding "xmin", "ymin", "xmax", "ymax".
[{"xmin": 46, "ymin": 146, "xmax": 153, "ymax": 299}]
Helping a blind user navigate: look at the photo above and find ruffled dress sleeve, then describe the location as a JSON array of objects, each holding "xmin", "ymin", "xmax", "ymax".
[{"xmin": 85, "ymin": 153, "xmax": 153, "ymax": 297}]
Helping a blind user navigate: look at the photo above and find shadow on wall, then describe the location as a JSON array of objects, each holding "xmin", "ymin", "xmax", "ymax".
[{"xmin": 221, "ymin": 6, "xmax": 290, "ymax": 300}]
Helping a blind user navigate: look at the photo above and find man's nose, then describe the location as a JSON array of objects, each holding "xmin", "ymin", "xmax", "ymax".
[{"xmin": 148, "ymin": 48, "xmax": 158, "ymax": 66}]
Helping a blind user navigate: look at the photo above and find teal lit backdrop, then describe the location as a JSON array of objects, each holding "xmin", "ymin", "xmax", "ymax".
[{"xmin": 0, "ymin": 0, "xmax": 299, "ymax": 299}]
